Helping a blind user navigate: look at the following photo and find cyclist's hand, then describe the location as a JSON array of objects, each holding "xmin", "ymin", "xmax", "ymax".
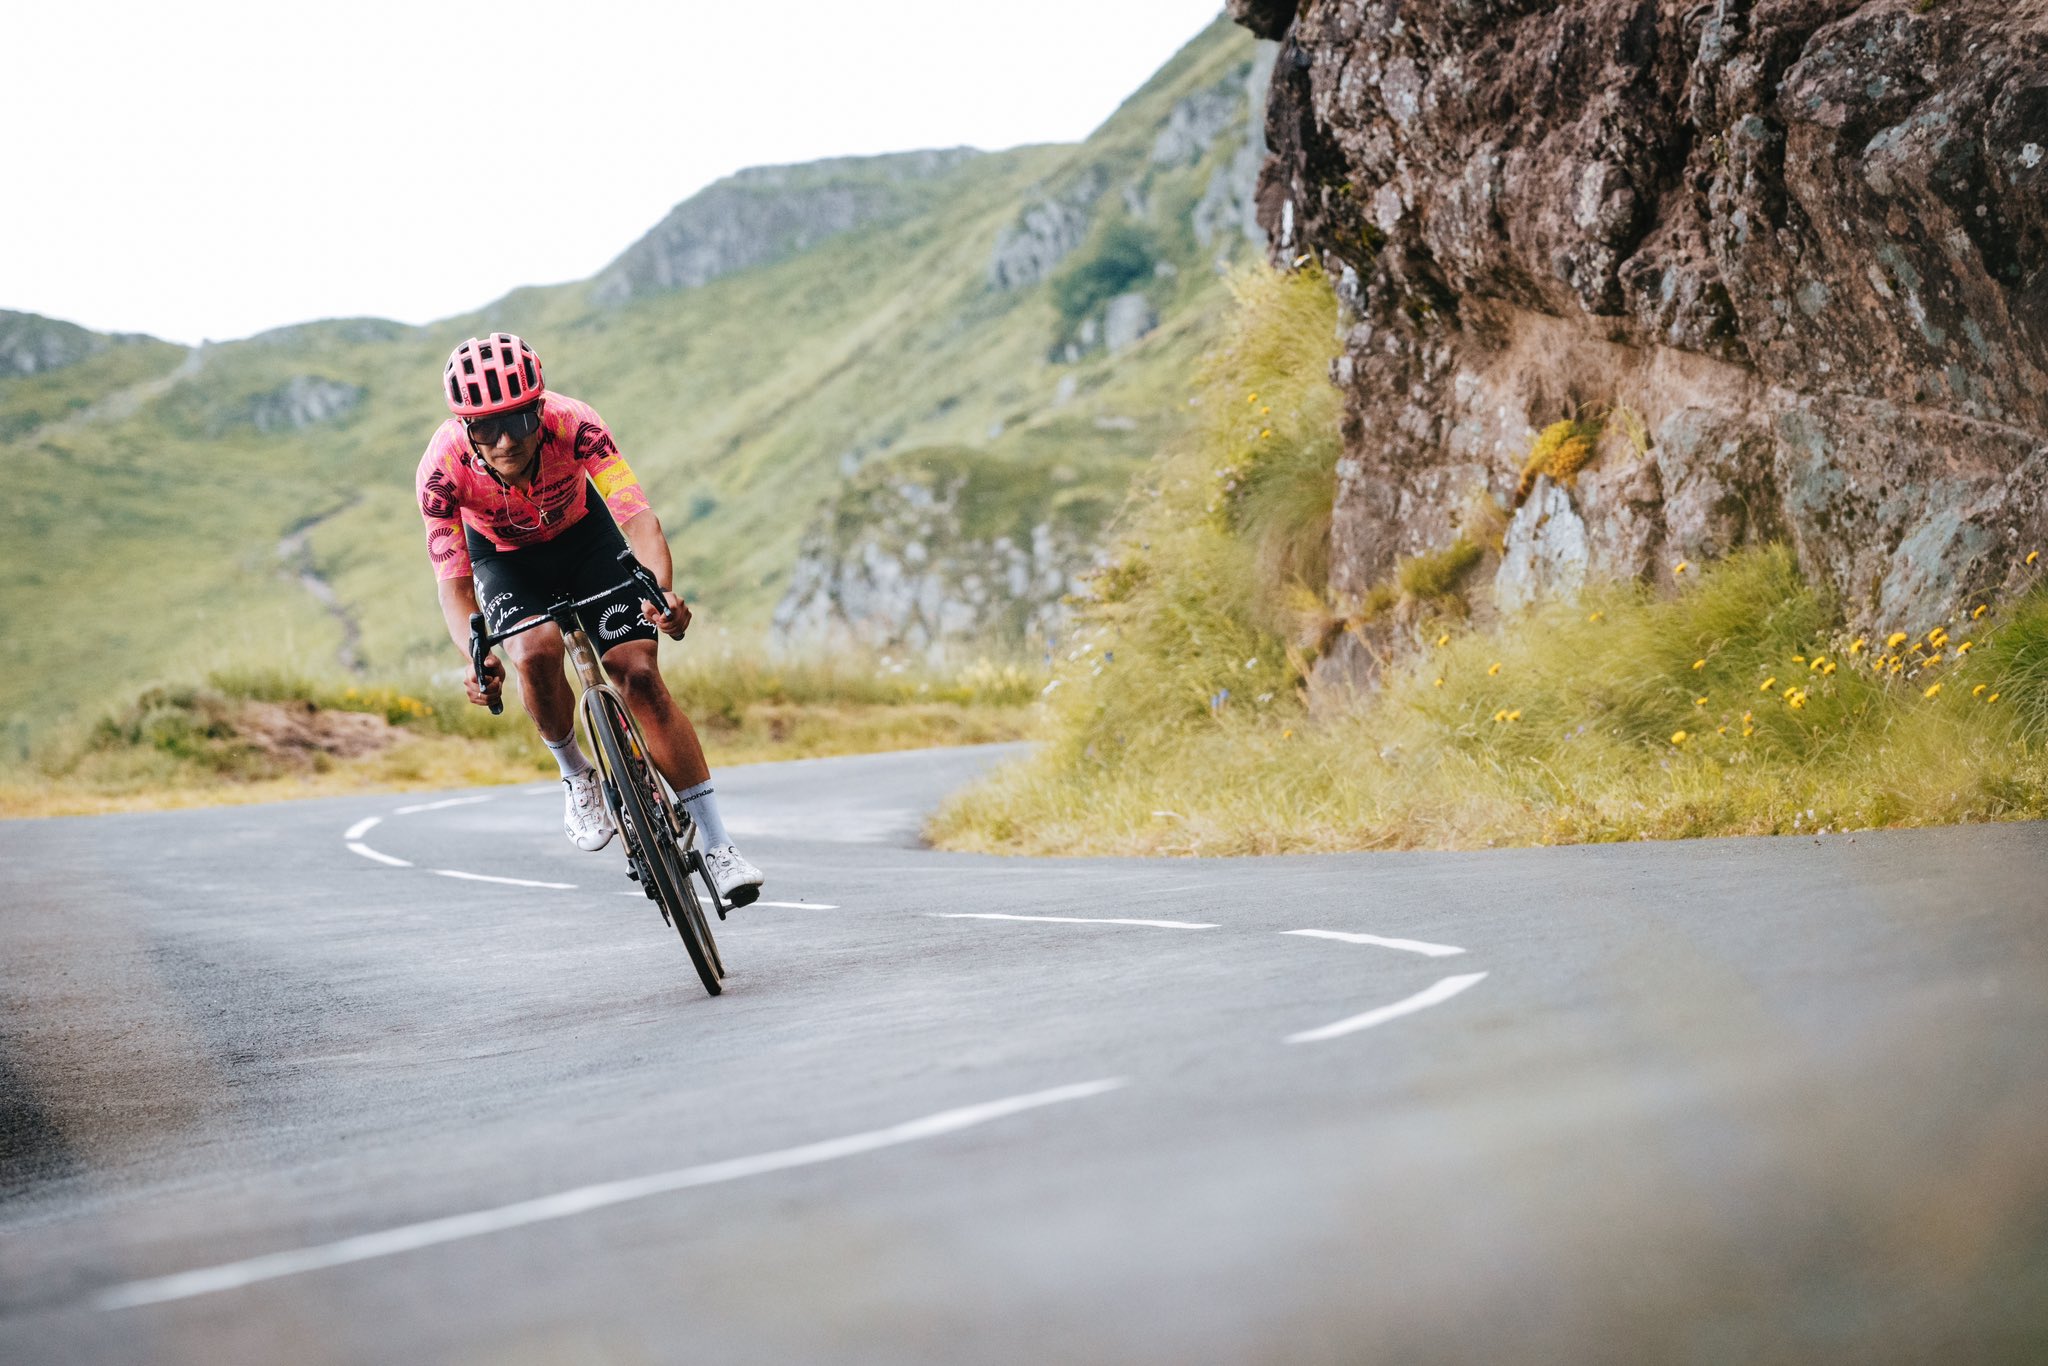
[
  {"xmin": 643, "ymin": 589, "xmax": 691, "ymax": 640},
  {"xmin": 466, "ymin": 653, "xmax": 506, "ymax": 708}
]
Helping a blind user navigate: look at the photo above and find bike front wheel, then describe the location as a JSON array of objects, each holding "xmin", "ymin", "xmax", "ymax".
[{"xmin": 588, "ymin": 690, "xmax": 722, "ymax": 996}]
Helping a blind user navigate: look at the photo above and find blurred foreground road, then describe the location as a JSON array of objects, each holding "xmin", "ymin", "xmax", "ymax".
[{"xmin": 3, "ymin": 744, "xmax": 2045, "ymax": 1364}]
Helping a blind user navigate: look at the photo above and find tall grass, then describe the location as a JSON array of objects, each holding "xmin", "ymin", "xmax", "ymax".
[
  {"xmin": 931, "ymin": 261, "xmax": 2048, "ymax": 855},
  {"xmin": 934, "ymin": 550, "xmax": 2048, "ymax": 854}
]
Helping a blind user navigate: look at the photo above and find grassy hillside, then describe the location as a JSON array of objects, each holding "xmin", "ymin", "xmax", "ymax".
[{"xmin": 0, "ymin": 15, "xmax": 1261, "ymax": 757}]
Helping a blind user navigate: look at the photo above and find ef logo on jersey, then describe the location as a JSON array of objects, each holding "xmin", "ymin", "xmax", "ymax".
[{"xmin": 598, "ymin": 604, "xmax": 637, "ymax": 642}]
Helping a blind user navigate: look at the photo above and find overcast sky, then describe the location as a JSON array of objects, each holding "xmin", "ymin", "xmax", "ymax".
[{"xmin": 4, "ymin": 1, "xmax": 1226, "ymax": 345}]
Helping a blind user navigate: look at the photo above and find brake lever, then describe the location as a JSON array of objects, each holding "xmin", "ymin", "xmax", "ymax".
[{"xmin": 468, "ymin": 612, "xmax": 502, "ymax": 715}]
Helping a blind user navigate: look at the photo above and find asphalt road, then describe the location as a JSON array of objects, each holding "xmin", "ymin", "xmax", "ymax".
[{"xmin": 3, "ymin": 744, "xmax": 2045, "ymax": 1364}]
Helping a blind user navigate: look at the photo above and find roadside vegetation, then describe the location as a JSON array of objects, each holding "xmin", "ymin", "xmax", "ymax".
[
  {"xmin": 0, "ymin": 652, "xmax": 1041, "ymax": 819},
  {"xmin": 930, "ymin": 265, "xmax": 2048, "ymax": 855}
]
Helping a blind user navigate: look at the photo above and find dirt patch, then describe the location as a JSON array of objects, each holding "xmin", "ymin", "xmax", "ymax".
[{"xmin": 233, "ymin": 699, "xmax": 397, "ymax": 766}]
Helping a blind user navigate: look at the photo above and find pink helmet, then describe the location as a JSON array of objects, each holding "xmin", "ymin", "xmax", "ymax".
[{"xmin": 444, "ymin": 333, "xmax": 544, "ymax": 417}]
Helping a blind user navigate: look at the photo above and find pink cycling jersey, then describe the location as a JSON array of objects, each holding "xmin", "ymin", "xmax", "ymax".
[{"xmin": 416, "ymin": 392, "xmax": 652, "ymax": 581}]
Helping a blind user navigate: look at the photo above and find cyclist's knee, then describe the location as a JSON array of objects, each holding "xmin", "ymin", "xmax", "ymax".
[
  {"xmin": 606, "ymin": 644, "xmax": 665, "ymax": 697},
  {"xmin": 506, "ymin": 623, "xmax": 565, "ymax": 674}
]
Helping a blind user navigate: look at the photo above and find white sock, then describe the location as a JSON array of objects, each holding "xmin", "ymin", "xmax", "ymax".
[
  {"xmin": 675, "ymin": 780, "xmax": 732, "ymax": 848},
  {"xmin": 543, "ymin": 731, "xmax": 594, "ymax": 779}
]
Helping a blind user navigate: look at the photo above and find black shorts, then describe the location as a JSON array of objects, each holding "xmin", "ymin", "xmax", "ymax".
[{"xmin": 469, "ymin": 482, "xmax": 657, "ymax": 653}]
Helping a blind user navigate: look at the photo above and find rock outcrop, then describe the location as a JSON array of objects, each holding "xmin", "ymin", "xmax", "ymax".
[
  {"xmin": 1239, "ymin": 0, "xmax": 2048, "ymax": 683},
  {"xmin": 772, "ymin": 448, "xmax": 1114, "ymax": 658},
  {"xmin": 0, "ymin": 310, "xmax": 151, "ymax": 377},
  {"xmin": 245, "ymin": 376, "xmax": 365, "ymax": 432},
  {"xmin": 594, "ymin": 150, "xmax": 981, "ymax": 305}
]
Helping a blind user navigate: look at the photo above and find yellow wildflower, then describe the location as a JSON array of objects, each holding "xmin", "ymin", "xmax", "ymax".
[
  {"xmin": 1259, "ymin": 428, "xmax": 1273, "ymax": 440},
  {"xmin": 1671, "ymin": 730, "xmax": 1688, "ymax": 745},
  {"xmin": 1433, "ymin": 677, "xmax": 1445, "ymax": 688},
  {"xmin": 1742, "ymin": 711, "xmax": 1753, "ymax": 724},
  {"xmin": 1506, "ymin": 709, "xmax": 1522, "ymax": 722},
  {"xmin": 1988, "ymin": 692, "xmax": 2001, "ymax": 703},
  {"xmin": 1488, "ymin": 661, "xmax": 1502, "ymax": 676},
  {"xmin": 1955, "ymin": 641, "xmax": 1972, "ymax": 654},
  {"xmin": 1972, "ymin": 684, "xmax": 1986, "ymax": 698},
  {"xmin": 1742, "ymin": 726, "xmax": 1755, "ymax": 738},
  {"xmin": 2029, "ymin": 551, "xmax": 2040, "ymax": 566},
  {"xmin": 1972, "ymin": 604, "xmax": 1988, "ymax": 619},
  {"xmin": 1247, "ymin": 391, "xmax": 1258, "ymax": 403},
  {"xmin": 1808, "ymin": 656, "xmax": 1827, "ymax": 671},
  {"xmin": 1587, "ymin": 611, "xmax": 1605, "ymax": 623},
  {"xmin": 1692, "ymin": 658, "xmax": 1706, "ymax": 670},
  {"xmin": 1924, "ymin": 681, "xmax": 1943, "ymax": 698},
  {"xmin": 1436, "ymin": 632, "xmax": 1450, "ymax": 646},
  {"xmin": 1889, "ymin": 659, "xmax": 1903, "ymax": 675},
  {"xmin": 1260, "ymin": 406, "xmax": 1272, "ymax": 416},
  {"xmin": 1760, "ymin": 677, "xmax": 1778, "ymax": 692},
  {"xmin": 1822, "ymin": 661, "xmax": 1836, "ymax": 675},
  {"xmin": 1674, "ymin": 559, "xmax": 1690, "ymax": 575},
  {"xmin": 1717, "ymin": 725, "xmax": 1728, "ymax": 735},
  {"xmin": 1283, "ymin": 728, "xmax": 1294, "ymax": 738},
  {"xmin": 1849, "ymin": 637, "xmax": 1866, "ymax": 654},
  {"xmin": 1793, "ymin": 654, "xmax": 1807, "ymax": 664},
  {"xmin": 1886, "ymin": 631, "xmax": 1908, "ymax": 648}
]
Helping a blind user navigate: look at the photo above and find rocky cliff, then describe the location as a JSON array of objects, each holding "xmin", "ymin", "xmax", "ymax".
[
  {"xmin": 771, "ymin": 447, "xmax": 1115, "ymax": 657},
  {"xmin": 1235, "ymin": 0, "xmax": 2048, "ymax": 683}
]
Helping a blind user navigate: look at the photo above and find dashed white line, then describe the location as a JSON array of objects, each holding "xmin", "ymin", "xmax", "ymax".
[
  {"xmin": 394, "ymin": 796, "xmax": 493, "ymax": 815},
  {"xmin": 1284, "ymin": 928, "xmax": 1466, "ymax": 957},
  {"xmin": 752, "ymin": 900, "xmax": 842, "ymax": 910},
  {"xmin": 432, "ymin": 869, "xmax": 576, "ymax": 890},
  {"xmin": 347, "ymin": 843, "xmax": 412, "ymax": 868},
  {"xmin": 344, "ymin": 816, "xmax": 381, "ymax": 841},
  {"xmin": 93, "ymin": 1078, "xmax": 1126, "ymax": 1310},
  {"xmin": 934, "ymin": 913, "xmax": 1218, "ymax": 930},
  {"xmin": 1286, "ymin": 972, "xmax": 1489, "ymax": 1044}
]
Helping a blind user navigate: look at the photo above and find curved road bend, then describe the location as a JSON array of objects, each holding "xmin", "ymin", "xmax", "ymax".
[{"xmin": 2, "ymin": 745, "xmax": 2044, "ymax": 1364}]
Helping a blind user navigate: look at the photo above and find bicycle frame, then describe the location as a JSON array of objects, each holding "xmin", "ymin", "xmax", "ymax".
[{"xmin": 466, "ymin": 551, "xmax": 729, "ymax": 923}]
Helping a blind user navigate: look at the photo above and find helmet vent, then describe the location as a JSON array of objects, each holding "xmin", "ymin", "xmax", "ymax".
[{"xmin": 484, "ymin": 370, "xmax": 503, "ymax": 403}]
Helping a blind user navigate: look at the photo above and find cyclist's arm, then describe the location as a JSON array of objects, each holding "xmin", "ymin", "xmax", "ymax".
[{"xmin": 619, "ymin": 508, "xmax": 690, "ymax": 639}]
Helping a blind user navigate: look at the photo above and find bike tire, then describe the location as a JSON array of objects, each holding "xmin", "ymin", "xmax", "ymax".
[{"xmin": 589, "ymin": 691, "xmax": 721, "ymax": 996}]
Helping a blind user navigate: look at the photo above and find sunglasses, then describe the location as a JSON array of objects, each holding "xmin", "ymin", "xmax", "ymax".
[{"xmin": 466, "ymin": 403, "xmax": 543, "ymax": 446}]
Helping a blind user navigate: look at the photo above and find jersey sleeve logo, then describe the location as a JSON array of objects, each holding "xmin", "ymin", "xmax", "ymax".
[
  {"xmin": 573, "ymin": 421, "xmax": 618, "ymax": 463},
  {"xmin": 420, "ymin": 467, "xmax": 460, "ymax": 520},
  {"xmin": 427, "ymin": 525, "xmax": 465, "ymax": 565}
]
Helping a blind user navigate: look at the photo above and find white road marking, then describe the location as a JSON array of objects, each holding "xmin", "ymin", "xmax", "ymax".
[
  {"xmin": 343, "ymin": 816, "xmax": 381, "ymax": 841},
  {"xmin": 1284, "ymin": 928, "xmax": 1467, "ymax": 957},
  {"xmin": 432, "ymin": 869, "xmax": 576, "ymax": 890},
  {"xmin": 933, "ymin": 913, "xmax": 1218, "ymax": 930},
  {"xmin": 1285, "ymin": 973, "xmax": 1489, "ymax": 1044},
  {"xmin": 94, "ymin": 1078, "xmax": 1126, "ymax": 1311},
  {"xmin": 394, "ymin": 796, "xmax": 493, "ymax": 815},
  {"xmin": 753, "ymin": 900, "xmax": 842, "ymax": 910},
  {"xmin": 347, "ymin": 843, "xmax": 412, "ymax": 868}
]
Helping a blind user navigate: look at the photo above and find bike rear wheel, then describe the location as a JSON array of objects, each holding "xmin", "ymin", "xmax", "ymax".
[{"xmin": 589, "ymin": 690, "xmax": 722, "ymax": 996}]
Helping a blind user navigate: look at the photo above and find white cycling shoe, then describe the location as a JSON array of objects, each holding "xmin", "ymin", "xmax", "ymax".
[
  {"xmin": 703, "ymin": 844, "xmax": 763, "ymax": 907},
  {"xmin": 563, "ymin": 770, "xmax": 616, "ymax": 851}
]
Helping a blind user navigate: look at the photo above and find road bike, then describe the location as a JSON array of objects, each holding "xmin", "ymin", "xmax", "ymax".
[{"xmin": 468, "ymin": 550, "xmax": 728, "ymax": 996}]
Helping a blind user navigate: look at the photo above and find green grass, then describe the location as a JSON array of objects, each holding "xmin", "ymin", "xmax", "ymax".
[{"xmin": 933, "ymin": 549, "xmax": 2048, "ymax": 854}]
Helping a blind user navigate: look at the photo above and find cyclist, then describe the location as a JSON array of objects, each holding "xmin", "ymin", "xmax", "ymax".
[{"xmin": 416, "ymin": 332, "xmax": 763, "ymax": 906}]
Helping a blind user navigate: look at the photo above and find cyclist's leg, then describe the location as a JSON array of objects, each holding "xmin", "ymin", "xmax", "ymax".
[
  {"xmin": 602, "ymin": 639, "xmax": 709, "ymax": 791},
  {"xmin": 473, "ymin": 549, "xmax": 576, "ymax": 743}
]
